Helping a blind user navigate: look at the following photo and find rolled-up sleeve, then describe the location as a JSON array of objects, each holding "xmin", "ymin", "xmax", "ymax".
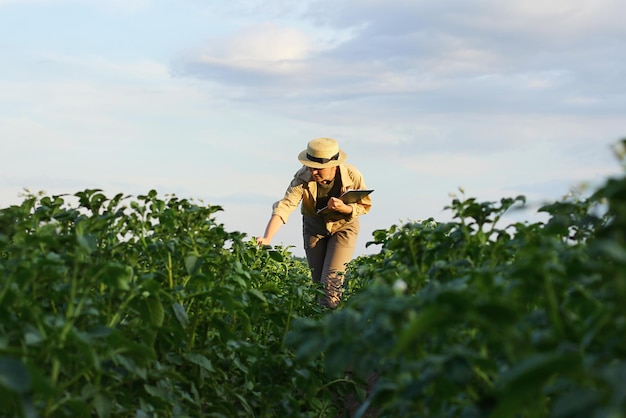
[{"xmin": 272, "ymin": 178, "xmax": 305, "ymax": 224}]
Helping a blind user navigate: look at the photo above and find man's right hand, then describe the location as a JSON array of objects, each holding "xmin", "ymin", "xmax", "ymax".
[{"xmin": 256, "ymin": 237, "xmax": 271, "ymax": 246}]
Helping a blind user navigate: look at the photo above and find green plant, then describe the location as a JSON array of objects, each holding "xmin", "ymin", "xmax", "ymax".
[
  {"xmin": 2, "ymin": 140, "xmax": 626, "ymax": 418},
  {"xmin": 287, "ymin": 142, "xmax": 626, "ymax": 417}
]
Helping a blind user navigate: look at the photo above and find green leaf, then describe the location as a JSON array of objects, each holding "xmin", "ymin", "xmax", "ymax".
[
  {"xmin": 114, "ymin": 355, "xmax": 147, "ymax": 380},
  {"xmin": 237, "ymin": 311, "xmax": 252, "ymax": 336},
  {"xmin": 77, "ymin": 233, "xmax": 98, "ymax": 254},
  {"xmin": 184, "ymin": 353, "xmax": 215, "ymax": 372},
  {"xmin": 551, "ymin": 389, "xmax": 603, "ymax": 418},
  {"xmin": 268, "ymin": 250, "xmax": 284, "ymax": 262},
  {"xmin": 139, "ymin": 295, "xmax": 165, "ymax": 327},
  {"xmin": 101, "ymin": 262, "xmax": 133, "ymax": 291},
  {"xmin": 144, "ymin": 384, "xmax": 168, "ymax": 399},
  {"xmin": 232, "ymin": 356, "xmax": 249, "ymax": 373},
  {"xmin": 172, "ymin": 303, "xmax": 188, "ymax": 328},
  {"xmin": 595, "ymin": 240, "xmax": 626, "ymax": 263},
  {"xmin": 248, "ymin": 288, "xmax": 267, "ymax": 304},
  {"xmin": 93, "ymin": 392, "xmax": 112, "ymax": 418},
  {"xmin": 64, "ymin": 399, "xmax": 91, "ymax": 417},
  {"xmin": 0, "ymin": 357, "xmax": 31, "ymax": 394},
  {"xmin": 491, "ymin": 351, "xmax": 581, "ymax": 417},
  {"xmin": 185, "ymin": 254, "xmax": 201, "ymax": 275},
  {"xmin": 259, "ymin": 283, "xmax": 280, "ymax": 294}
]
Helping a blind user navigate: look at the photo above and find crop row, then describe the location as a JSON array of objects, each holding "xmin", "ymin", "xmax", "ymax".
[{"xmin": 1, "ymin": 141, "xmax": 626, "ymax": 417}]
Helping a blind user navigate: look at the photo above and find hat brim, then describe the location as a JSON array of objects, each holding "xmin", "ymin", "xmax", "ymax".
[{"xmin": 298, "ymin": 149, "xmax": 347, "ymax": 168}]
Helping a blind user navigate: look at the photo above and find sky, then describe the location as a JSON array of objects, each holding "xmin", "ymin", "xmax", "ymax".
[{"xmin": 1, "ymin": 0, "xmax": 625, "ymax": 258}]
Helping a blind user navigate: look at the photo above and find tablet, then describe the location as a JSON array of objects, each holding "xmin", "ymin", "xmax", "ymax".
[{"xmin": 316, "ymin": 189, "xmax": 374, "ymax": 215}]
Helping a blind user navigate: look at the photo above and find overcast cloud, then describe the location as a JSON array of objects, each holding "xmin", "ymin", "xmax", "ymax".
[{"xmin": 1, "ymin": 0, "xmax": 624, "ymax": 256}]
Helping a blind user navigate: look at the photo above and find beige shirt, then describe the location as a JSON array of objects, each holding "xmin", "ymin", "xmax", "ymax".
[{"xmin": 272, "ymin": 163, "xmax": 372, "ymax": 233}]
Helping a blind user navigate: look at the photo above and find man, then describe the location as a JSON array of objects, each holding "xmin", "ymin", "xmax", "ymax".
[{"xmin": 257, "ymin": 137, "xmax": 372, "ymax": 308}]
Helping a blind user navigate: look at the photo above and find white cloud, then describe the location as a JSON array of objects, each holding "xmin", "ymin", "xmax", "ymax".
[
  {"xmin": 194, "ymin": 23, "xmax": 314, "ymax": 75},
  {"xmin": 175, "ymin": 0, "xmax": 626, "ymax": 124}
]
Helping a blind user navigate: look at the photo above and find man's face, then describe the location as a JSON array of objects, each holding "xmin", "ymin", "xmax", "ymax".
[{"xmin": 308, "ymin": 166, "xmax": 337, "ymax": 184}]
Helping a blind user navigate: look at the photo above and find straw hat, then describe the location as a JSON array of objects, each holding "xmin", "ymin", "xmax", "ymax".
[{"xmin": 298, "ymin": 137, "xmax": 347, "ymax": 168}]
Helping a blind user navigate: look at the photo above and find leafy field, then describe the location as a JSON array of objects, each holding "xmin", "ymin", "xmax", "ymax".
[{"xmin": 1, "ymin": 143, "xmax": 625, "ymax": 417}]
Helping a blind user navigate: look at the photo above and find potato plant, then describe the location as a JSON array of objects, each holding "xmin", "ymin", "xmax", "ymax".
[
  {"xmin": 288, "ymin": 145, "xmax": 626, "ymax": 417},
  {"xmin": 0, "ymin": 190, "xmax": 326, "ymax": 417},
  {"xmin": 1, "ymin": 141, "xmax": 626, "ymax": 417}
]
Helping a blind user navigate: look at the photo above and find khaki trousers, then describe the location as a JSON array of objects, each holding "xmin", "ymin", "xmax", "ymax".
[{"xmin": 303, "ymin": 218, "xmax": 360, "ymax": 308}]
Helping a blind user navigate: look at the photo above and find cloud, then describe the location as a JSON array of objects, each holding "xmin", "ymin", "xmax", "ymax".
[
  {"xmin": 311, "ymin": 0, "xmax": 626, "ymax": 40},
  {"xmin": 175, "ymin": 0, "xmax": 626, "ymax": 115},
  {"xmin": 186, "ymin": 23, "xmax": 314, "ymax": 77}
]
